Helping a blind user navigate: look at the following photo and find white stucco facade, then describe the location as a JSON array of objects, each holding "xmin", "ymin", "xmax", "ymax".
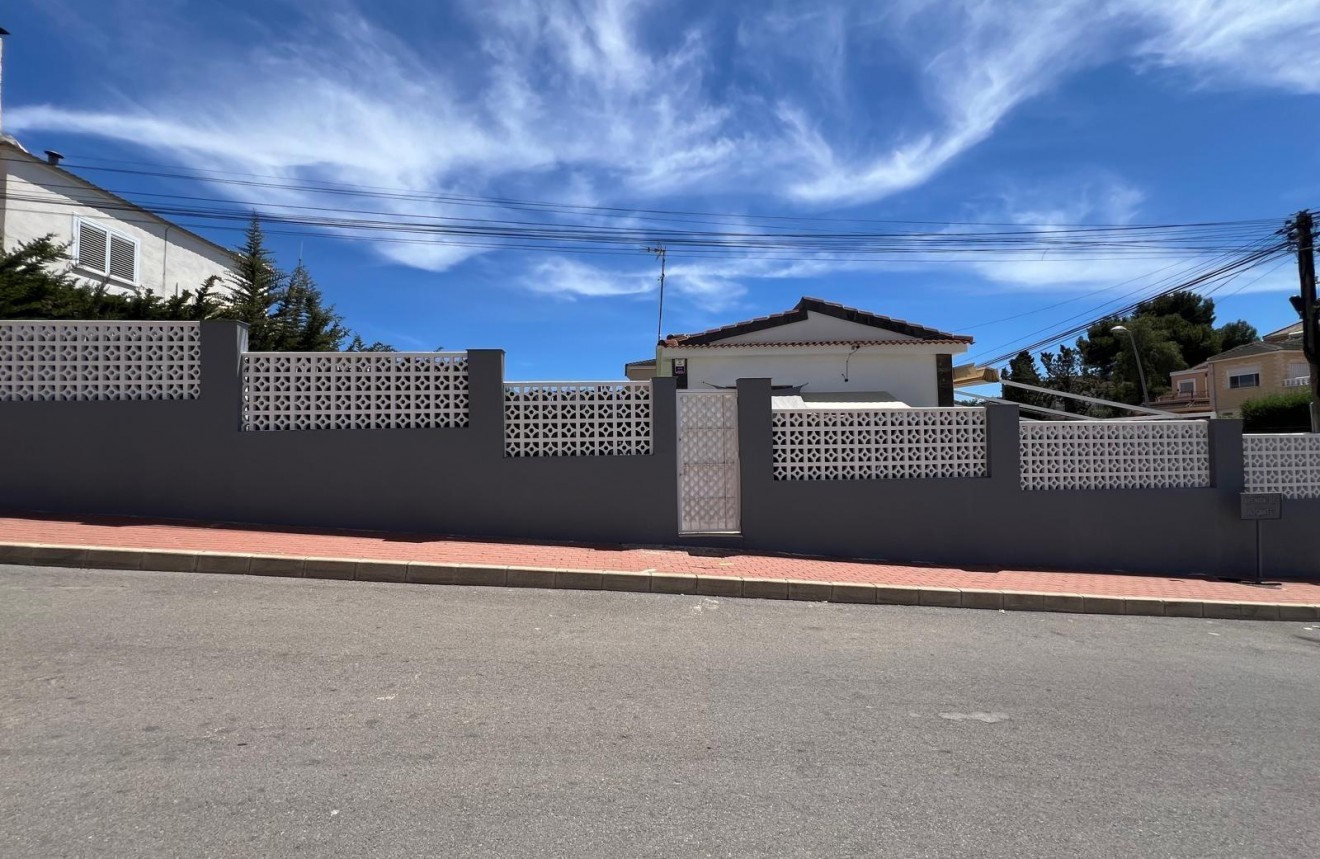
[
  {"xmin": 0, "ymin": 140, "xmax": 235, "ymax": 298},
  {"xmin": 667, "ymin": 346, "xmax": 948, "ymax": 405},
  {"xmin": 656, "ymin": 305, "xmax": 970, "ymax": 407}
]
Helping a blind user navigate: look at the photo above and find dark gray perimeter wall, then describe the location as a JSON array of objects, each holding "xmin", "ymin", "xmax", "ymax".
[
  {"xmin": 0, "ymin": 322, "xmax": 680, "ymax": 545},
  {"xmin": 736, "ymin": 378, "xmax": 1318, "ymax": 580},
  {"xmin": 0, "ymin": 321, "xmax": 1315, "ymax": 580}
]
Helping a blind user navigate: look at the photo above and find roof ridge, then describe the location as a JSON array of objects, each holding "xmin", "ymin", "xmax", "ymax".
[
  {"xmin": 0, "ymin": 138, "xmax": 238, "ymax": 262},
  {"xmin": 1205, "ymin": 339, "xmax": 1302, "ymax": 362},
  {"xmin": 663, "ymin": 296, "xmax": 970, "ymax": 345}
]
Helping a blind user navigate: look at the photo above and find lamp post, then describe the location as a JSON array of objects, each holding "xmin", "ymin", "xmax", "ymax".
[{"xmin": 1111, "ymin": 325, "xmax": 1150, "ymax": 405}]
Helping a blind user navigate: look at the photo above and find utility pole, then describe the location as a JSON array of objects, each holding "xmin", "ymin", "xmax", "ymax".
[
  {"xmin": 0, "ymin": 27, "xmax": 10, "ymax": 135},
  {"xmin": 1287, "ymin": 211, "xmax": 1320, "ymax": 432},
  {"xmin": 645, "ymin": 245, "xmax": 667, "ymax": 344}
]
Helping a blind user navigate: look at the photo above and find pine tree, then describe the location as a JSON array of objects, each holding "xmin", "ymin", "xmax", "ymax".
[
  {"xmin": 1074, "ymin": 291, "xmax": 1259, "ymax": 404},
  {"xmin": 224, "ymin": 215, "xmax": 285, "ymax": 350},
  {"xmin": 0, "ymin": 235, "xmax": 80, "ymax": 317},
  {"xmin": 272, "ymin": 261, "xmax": 350, "ymax": 351},
  {"xmin": 1001, "ymin": 351, "xmax": 1049, "ymax": 412},
  {"xmin": 4, "ymin": 223, "xmax": 419, "ymax": 354},
  {"xmin": 0, "ymin": 235, "xmax": 217, "ymax": 321},
  {"xmin": 346, "ymin": 335, "xmax": 397, "ymax": 352}
]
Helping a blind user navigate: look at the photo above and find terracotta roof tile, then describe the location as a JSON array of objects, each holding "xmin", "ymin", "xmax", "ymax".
[
  {"xmin": 1205, "ymin": 341, "xmax": 1302, "ymax": 362},
  {"xmin": 662, "ymin": 297, "xmax": 971, "ymax": 346},
  {"xmin": 667, "ymin": 339, "xmax": 971, "ymax": 348}
]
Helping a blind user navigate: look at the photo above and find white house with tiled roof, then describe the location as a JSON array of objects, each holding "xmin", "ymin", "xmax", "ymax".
[
  {"xmin": 0, "ymin": 136, "xmax": 236, "ymax": 298},
  {"xmin": 628, "ymin": 297, "xmax": 972, "ymax": 407}
]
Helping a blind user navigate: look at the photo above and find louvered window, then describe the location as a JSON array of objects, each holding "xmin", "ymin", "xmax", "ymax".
[
  {"xmin": 108, "ymin": 235, "xmax": 136, "ymax": 282},
  {"xmin": 74, "ymin": 219, "xmax": 138, "ymax": 285},
  {"xmin": 76, "ymin": 221, "xmax": 108, "ymax": 273}
]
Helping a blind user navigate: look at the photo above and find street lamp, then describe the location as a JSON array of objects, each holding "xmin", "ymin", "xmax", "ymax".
[{"xmin": 1111, "ymin": 325, "xmax": 1150, "ymax": 405}]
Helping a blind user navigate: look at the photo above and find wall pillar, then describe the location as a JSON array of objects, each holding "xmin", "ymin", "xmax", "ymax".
[
  {"xmin": 1209, "ymin": 418, "xmax": 1245, "ymax": 493},
  {"xmin": 198, "ymin": 320, "xmax": 248, "ymax": 431},
  {"xmin": 650, "ymin": 375, "xmax": 679, "ymax": 537},
  {"xmin": 736, "ymin": 378, "xmax": 774, "ymax": 536},
  {"xmin": 984, "ymin": 404, "xmax": 1021, "ymax": 491},
  {"xmin": 465, "ymin": 349, "xmax": 506, "ymax": 460}
]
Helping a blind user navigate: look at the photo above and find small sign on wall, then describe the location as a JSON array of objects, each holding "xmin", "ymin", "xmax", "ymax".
[
  {"xmin": 673, "ymin": 357, "xmax": 688, "ymax": 390},
  {"xmin": 1240, "ymin": 492, "xmax": 1282, "ymax": 586},
  {"xmin": 1240, "ymin": 492, "xmax": 1282, "ymax": 521}
]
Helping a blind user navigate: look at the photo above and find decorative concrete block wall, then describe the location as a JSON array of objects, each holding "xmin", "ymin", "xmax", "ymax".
[
  {"xmin": 242, "ymin": 352, "xmax": 470, "ymax": 431},
  {"xmin": 0, "ymin": 321, "xmax": 200, "ymax": 402},
  {"xmin": 503, "ymin": 382, "xmax": 652, "ymax": 457},
  {"xmin": 1244, "ymin": 434, "xmax": 1320, "ymax": 499},
  {"xmin": 1019, "ymin": 421, "xmax": 1210, "ymax": 491},
  {"xmin": 771, "ymin": 407, "xmax": 987, "ymax": 480}
]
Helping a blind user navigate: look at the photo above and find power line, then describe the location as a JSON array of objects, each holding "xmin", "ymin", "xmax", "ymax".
[
  {"xmin": 0, "ymin": 184, "xmax": 1284, "ymax": 259},
  {"xmin": 971, "ymin": 240, "xmax": 1290, "ymax": 367},
  {"xmin": 31, "ymin": 152, "xmax": 1285, "ymax": 232}
]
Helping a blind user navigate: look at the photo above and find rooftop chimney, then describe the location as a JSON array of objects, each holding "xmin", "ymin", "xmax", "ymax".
[{"xmin": 45, "ymin": 150, "xmax": 63, "ymax": 166}]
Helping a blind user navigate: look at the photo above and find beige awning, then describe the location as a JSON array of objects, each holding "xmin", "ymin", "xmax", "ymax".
[{"xmin": 953, "ymin": 363, "xmax": 999, "ymax": 387}]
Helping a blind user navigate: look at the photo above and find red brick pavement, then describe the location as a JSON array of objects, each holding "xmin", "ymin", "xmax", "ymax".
[{"xmin": 1, "ymin": 512, "xmax": 1317, "ymax": 605}]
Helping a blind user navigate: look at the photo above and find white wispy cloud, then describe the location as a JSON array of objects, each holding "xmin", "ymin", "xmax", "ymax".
[
  {"xmin": 524, "ymin": 251, "xmax": 851, "ymax": 314},
  {"xmin": 963, "ymin": 179, "xmax": 1162, "ymax": 289},
  {"xmin": 779, "ymin": 0, "xmax": 1121, "ymax": 204},
  {"xmin": 523, "ymin": 257, "xmax": 654, "ymax": 299},
  {"xmin": 8, "ymin": 0, "xmax": 1319, "ymax": 299},
  {"xmin": 772, "ymin": 0, "xmax": 1320, "ymax": 203},
  {"xmin": 1127, "ymin": 0, "xmax": 1320, "ymax": 93}
]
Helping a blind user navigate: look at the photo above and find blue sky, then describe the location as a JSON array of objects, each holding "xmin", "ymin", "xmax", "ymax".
[{"xmin": 4, "ymin": 0, "xmax": 1319, "ymax": 379}]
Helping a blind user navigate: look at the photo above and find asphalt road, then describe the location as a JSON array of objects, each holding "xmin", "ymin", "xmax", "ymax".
[{"xmin": 1, "ymin": 564, "xmax": 1318, "ymax": 859}]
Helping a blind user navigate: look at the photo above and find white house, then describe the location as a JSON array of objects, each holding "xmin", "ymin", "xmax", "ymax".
[
  {"xmin": 629, "ymin": 297, "xmax": 973, "ymax": 407},
  {"xmin": 0, "ymin": 136, "xmax": 236, "ymax": 298}
]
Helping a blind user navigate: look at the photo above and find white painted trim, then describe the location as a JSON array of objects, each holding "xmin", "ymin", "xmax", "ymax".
[
  {"xmin": 663, "ymin": 342, "xmax": 967, "ymax": 358},
  {"xmin": 246, "ymin": 351, "xmax": 469, "ymax": 358},
  {"xmin": 503, "ymin": 379, "xmax": 650, "ymax": 386}
]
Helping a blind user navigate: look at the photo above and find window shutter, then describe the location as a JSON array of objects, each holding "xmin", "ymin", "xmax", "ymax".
[
  {"xmin": 77, "ymin": 222, "xmax": 108, "ymax": 272},
  {"xmin": 108, "ymin": 234, "xmax": 136, "ymax": 283}
]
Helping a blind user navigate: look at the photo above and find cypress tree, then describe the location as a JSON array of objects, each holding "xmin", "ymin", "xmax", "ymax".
[
  {"xmin": 225, "ymin": 214, "xmax": 285, "ymax": 350},
  {"xmin": 274, "ymin": 261, "xmax": 350, "ymax": 351}
]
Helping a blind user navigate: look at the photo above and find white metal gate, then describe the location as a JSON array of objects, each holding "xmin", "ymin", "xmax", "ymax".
[{"xmin": 677, "ymin": 391, "xmax": 741, "ymax": 534}]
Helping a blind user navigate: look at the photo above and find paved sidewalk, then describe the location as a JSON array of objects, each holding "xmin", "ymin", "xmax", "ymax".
[{"xmin": 1, "ymin": 512, "xmax": 1317, "ymax": 617}]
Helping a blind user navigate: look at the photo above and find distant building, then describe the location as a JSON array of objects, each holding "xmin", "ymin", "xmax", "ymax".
[
  {"xmin": 626, "ymin": 297, "xmax": 972, "ymax": 407},
  {"xmin": 624, "ymin": 358, "xmax": 657, "ymax": 382},
  {"xmin": 0, "ymin": 136, "xmax": 236, "ymax": 298},
  {"xmin": 1151, "ymin": 322, "xmax": 1308, "ymax": 417}
]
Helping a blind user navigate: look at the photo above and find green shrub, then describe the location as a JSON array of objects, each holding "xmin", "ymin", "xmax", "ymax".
[{"xmin": 1241, "ymin": 390, "xmax": 1313, "ymax": 433}]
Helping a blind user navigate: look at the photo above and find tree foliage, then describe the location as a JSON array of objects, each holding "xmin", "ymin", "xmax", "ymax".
[
  {"xmin": 346, "ymin": 335, "xmax": 397, "ymax": 352},
  {"xmin": 1241, "ymin": 391, "xmax": 1312, "ymax": 433},
  {"xmin": 225, "ymin": 215, "xmax": 286, "ymax": 350},
  {"xmin": 1, "ymin": 220, "xmax": 395, "ymax": 352},
  {"xmin": 1001, "ymin": 351, "xmax": 1049, "ymax": 410},
  {"xmin": 268, "ymin": 261, "xmax": 350, "ymax": 351},
  {"xmin": 0, "ymin": 235, "xmax": 219, "ymax": 320},
  {"xmin": 1003, "ymin": 290, "xmax": 1259, "ymax": 416}
]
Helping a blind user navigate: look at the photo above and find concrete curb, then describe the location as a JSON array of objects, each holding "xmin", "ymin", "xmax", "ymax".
[{"xmin": 1, "ymin": 541, "xmax": 1316, "ymax": 622}]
